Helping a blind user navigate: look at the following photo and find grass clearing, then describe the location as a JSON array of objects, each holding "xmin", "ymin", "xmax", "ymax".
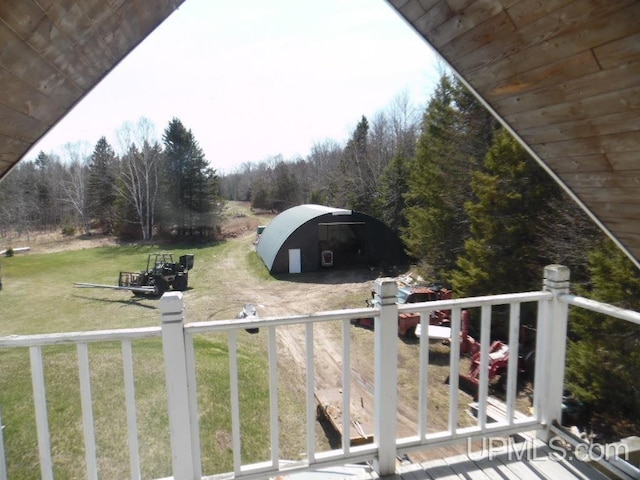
[
  {"xmin": 0, "ymin": 227, "xmax": 340, "ymax": 478},
  {"xmin": 0, "ymin": 207, "xmax": 532, "ymax": 476},
  {"xmin": 0, "ymin": 240, "xmax": 275, "ymax": 478}
]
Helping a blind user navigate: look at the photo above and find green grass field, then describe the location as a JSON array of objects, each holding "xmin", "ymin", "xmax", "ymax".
[
  {"xmin": 0, "ymin": 240, "xmax": 305, "ymax": 479},
  {"xmin": 0, "ymin": 228, "xmax": 508, "ymax": 477}
]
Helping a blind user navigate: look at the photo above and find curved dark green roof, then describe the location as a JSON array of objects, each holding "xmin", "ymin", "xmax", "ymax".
[
  {"xmin": 257, "ymin": 204, "xmax": 351, "ymax": 271},
  {"xmin": 256, "ymin": 204, "xmax": 407, "ymax": 274}
]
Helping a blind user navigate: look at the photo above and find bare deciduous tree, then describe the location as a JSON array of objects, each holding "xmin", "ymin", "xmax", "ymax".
[
  {"xmin": 115, "ymin": 118, "xmax": 161, "ymax": 241},
  {"xmin": 118, "ymin": 142, "xmax": 161, "ymax": 241},
  {"xmin": 60, "ymin": 142, "xmax": 91, "ymax": 235}
]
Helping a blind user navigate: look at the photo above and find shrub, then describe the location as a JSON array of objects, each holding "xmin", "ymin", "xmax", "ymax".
[{"xmin": 62, "ymin": 226, "xmax": 76, "ymax": 236}]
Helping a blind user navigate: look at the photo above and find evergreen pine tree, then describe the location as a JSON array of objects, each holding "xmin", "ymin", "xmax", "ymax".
[
  {"xmin": 377, "ymin": 151, "xmax": 409, "ymax": 233},
  {"xmin": 34, "ymin": 151, "xmax": 57, "ymax": 228},
  {"xmin": 401, "ymin": 74, "xmax": 499, "ymax": 281},
  {"xmin": 270, "ymin": 161, "xmax": 300, "ymax": 212},
  {"xmin": 162, "ymin": 118, "xmax": 224, "ymax": 238},
  {"xmin": 402, "ymin": 75, "xmax": 470, "ymax": 280},
  {"xmin": 250, "ymin": 179, "xmax": 270, "ymax": 210},
  {"xmin": 87, "ymin": 137, "xmax": 117, "ymax": 232},
  {"xmin": 452, "ymin": 129, "xmax": 563, "ymax": 297},
  {"xmin": 566, "ymin": 238, "xmax": 640, "ymax": 439},
  {"xmin": 342, "ymin": 116, "xmax": 377, "ymax": 214}
]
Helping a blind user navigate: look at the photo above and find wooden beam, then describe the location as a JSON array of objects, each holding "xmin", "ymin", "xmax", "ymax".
[
  {"xmin": 458, "ymin": 2, "xmax": 639, "ymax": 81},
  {"xmin": 561, "ymin": 171, "xmax": 640, "ymax": 189}
]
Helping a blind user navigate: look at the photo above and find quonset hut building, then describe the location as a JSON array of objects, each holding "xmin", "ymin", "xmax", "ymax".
[{"xmin": 256, "ymin": 204, "xmax": 407, "ymax": 274}]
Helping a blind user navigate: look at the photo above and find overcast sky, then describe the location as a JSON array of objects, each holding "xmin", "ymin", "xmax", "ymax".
[{"xmin": 27, "ymin": 0, "xmax": 441, "ymax": 174}]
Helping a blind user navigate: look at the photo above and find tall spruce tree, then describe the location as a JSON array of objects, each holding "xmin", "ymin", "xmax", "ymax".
[
  {"xmin": 87, "ymin": 137, "xmax": 117, "ymax": 232},
  {"xmin": 34, "ymin": 151, "xmax": 59, "ymax": 229},
  {"xmin": 250, "ymin": 178, "xmax": 270, "ymax": 210},
  {"xmin": 402, "ymin": 75, "xmax": 473, "ymax": 280},
  {"xmin": 452, "ymin": 129, "xmax": 563, "ymax": 297},
  {"xmin": 270, "ymin": 161, "xmax": 300, "ymax": 212},
  {"xmin": 566, "ymin": 238, "xmax": 640, "ymax": 439},
  {"xmin": 377, "ymin": 151, "xmax": 409, "ymax": 233},
  {"xmin": 162, "ymin": 118, "xmax": 223, "ymax": 238},
  {"xmin": 342, "ymin": 116, "xmax": 377, "ymax": 214}
]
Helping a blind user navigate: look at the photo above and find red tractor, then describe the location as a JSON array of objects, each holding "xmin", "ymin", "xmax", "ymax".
[{"xmin": 459, "ymin": 340, "xmax": 530, "ymax": 399}]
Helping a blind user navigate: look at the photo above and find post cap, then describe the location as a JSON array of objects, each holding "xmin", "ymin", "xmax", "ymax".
[
  {"xmin": 159, "ymin": 291, "xmax": 184, "ymax": 323},
  {"xmin": 543, "ymin": 264, "xmax": 570, "ymax": 292},
  {"xmin": 375, "ymin": 277, "xmax": 397, "ymax": 303}
]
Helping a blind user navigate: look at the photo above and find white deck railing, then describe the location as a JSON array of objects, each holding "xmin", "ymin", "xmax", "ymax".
[
  {"xmin": 0, "ymin": 265, "xmax": 638, "ymax": 479},
  {"xmin": 0, "ymin": 327, "xmax": 162, "ymax": 480}
]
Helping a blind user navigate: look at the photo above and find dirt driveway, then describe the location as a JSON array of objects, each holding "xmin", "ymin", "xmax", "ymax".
[
  {"xmin": 194, "ymin": 228, "xmax": 474, "ymax": 463},
  {"xmin": 195, "ymin": 228, "xmax": 381, "ymax": 396}
]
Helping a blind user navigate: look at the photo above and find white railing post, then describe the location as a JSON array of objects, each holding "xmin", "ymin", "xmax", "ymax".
[
  {"xmin": 373, "ymin": 278, "xmax": 398, "ymax": 476},
  {"xmin": 0, "ymin": 405, "xmax": 7, "ymax": 480},
  {"xmin": 160, "ymin": 292, "xmax": 199, "ymax": 480},
  {"xmin": 538, "ymin": 264, "xmax": 570, "ymax": 441}
]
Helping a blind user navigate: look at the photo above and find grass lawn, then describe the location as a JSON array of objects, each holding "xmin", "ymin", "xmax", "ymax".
[
  {"xmin": 0, "ymin": 239, "xmax": 304, "ymax": 479},
  {"xmin": 0, "ymin": 223, "xmax": 534, "ymax": 477}
]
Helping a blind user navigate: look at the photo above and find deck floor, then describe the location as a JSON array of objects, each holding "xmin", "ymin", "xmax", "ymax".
[
  {"xmin": 390, "ymin": 440, "xmax": 610, "ymax": 480},
  {"xmin": 283, "ymin": 440, "xmax": 613, "ymax": 480}
]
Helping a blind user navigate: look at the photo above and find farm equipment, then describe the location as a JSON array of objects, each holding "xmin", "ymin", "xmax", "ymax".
[
  {"xmin": 351, "ymin": 284, "xmax": 453, "ymax": 338},
  {"xmin": 417, "ymin": 309, "xmax": 479, "ymax": 355},
  {"xmin": 75, "ymin": 253, "xmax": 194, "ymax": 298},
  {"xmin": 458, "ymin": 340, "xmax": 528, "ymax": 400},
  {"xmin": 456, "ymin": 321, "xmax": 538, "ymax": 399}
]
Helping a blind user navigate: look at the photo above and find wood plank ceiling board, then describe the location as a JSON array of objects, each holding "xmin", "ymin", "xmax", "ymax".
[
  {"xmin": 0, "ymin": 0, "xmax": 185, "ymax": 181},
  {"xmin": 387, "ymin": 0, "xmax": 640, "ymax": 268}
]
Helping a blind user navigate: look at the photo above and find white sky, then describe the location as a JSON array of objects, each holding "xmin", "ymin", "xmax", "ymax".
[{"xmin": 27, "ymin": 0, "xmax": 441, "ymax": 174}]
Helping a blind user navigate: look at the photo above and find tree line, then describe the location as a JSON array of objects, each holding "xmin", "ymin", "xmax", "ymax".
[
  {"xmin": 221, "ymin": 74, "xmax": 601, "ymax": 291},
  {"xmin": 0, "ymin": 117, "xmax": 224, "ymax": 242}
]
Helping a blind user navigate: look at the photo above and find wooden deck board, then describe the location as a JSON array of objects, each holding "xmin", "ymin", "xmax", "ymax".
[
  {"xmin": 391, "ymin": 439, "xmax": 611, "ymax": 480},
  {"xmin": 473, "ymin": 454, "xmax": 523, "ymax": 480},
  {"xmin": 445, "ymin": 453, "xmax": 494, "ymax": 479}
]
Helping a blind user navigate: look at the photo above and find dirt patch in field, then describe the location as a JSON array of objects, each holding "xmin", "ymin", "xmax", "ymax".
[{"xmin": 0, "ymin": 230, "xmax": 119, "ymax": 254}]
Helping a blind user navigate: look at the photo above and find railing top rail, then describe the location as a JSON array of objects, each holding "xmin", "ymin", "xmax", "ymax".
[
  {"xmin": 397, "ymin": 290, "xmax": 552, "ymax": 314},
  {"xmin": 0, "ymin": 326, "xmax": 162, "ymax": 348},
  {"xmin": 186, "ymin": 306, "xmax": 372, "ymax": 334},
  {"xmin": 560, "ymin": 293, "xmax": 640, "ymax": 326},
  {"xmin": 0, "ymin": 291, "xmax": 554, "ymax": 348},
  {"xmin": 186, "ymin": 291, "xmax": 553, "ymax": 334}
]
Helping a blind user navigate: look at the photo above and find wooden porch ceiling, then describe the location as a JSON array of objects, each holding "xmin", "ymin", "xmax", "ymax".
[
  {"xmin": 0, "ymin": 0, "xmax": 638, "ymax": 268},
  {"xmin": 387, "ymin": 0, "xmax": 640, "ymax": 268},
  {"xmin": 0, "ymin": 0, "xmax": 184, "ymax": 179}
]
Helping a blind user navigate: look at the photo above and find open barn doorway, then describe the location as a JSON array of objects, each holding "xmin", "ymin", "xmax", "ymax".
[{"xmin": 318, "ymin": 222, "xmax": 367, "ymax": 268}]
